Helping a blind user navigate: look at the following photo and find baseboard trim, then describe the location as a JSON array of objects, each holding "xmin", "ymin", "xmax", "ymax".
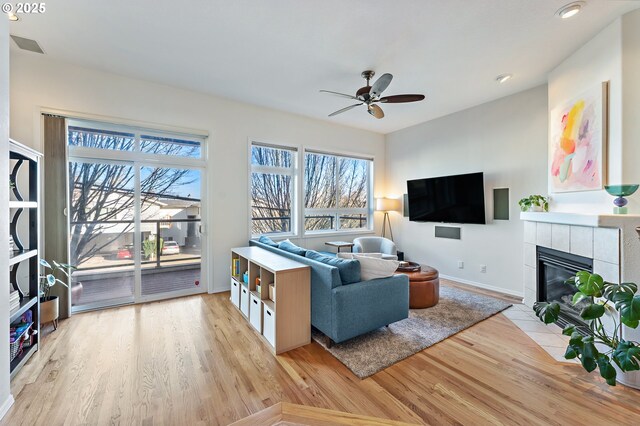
[
  {"xmin": 439, "ymin": 274, "xmax": 524, "ymax": 299},
  {"xmin": 0, "ymin": 394, "xmax": 15, "ymax": 420}
]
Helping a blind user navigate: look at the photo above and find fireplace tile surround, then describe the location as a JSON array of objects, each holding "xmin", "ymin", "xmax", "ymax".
[
  {"xmin": 522, "ymin": 217, "xmax": 621, "ymax": 307},
  {"xmin": 520, "ymin": 212, "xmax": 640, "ymax": 345}
]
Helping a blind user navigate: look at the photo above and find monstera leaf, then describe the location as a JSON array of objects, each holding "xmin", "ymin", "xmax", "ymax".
[
  {"xmin": 612, "ymin": 341, "xmax": 640, "ymax": 371},
  {"xmin": 596, "ymin": 354, "xmax": 617, "ymax": 386},
  {"xmin": 616, "ymin": 295, "xmax": 640, "ymax": 328},
  {"xmin": 574, "ymin": 271, "xmax": 604, "ymax": 297},
  {"xmin": 533, "ymin": 301, "xmax": 560, "ymax": 324},
  {"xmin": 562, "ymin": 324, "xmax": 576, "ymax": 336},
  {"xmin": 603, "ymin": 282, "xmax": 638, "ymax": 301},
  {"xmin": 580, "ymin": 303, "xmax": 606, "ymax": 321},
  {"xmin": 580, "ymin": 336, "xmax": 599, "ymax": 373}
]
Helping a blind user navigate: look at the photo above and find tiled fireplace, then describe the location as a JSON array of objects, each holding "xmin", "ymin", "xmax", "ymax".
[{"xmin": 520, "ymin": 212, "xmax": 640, "ymax": 345}]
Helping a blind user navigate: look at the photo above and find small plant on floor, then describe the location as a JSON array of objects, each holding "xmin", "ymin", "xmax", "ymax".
[
  {"xmin": 518, "ymin": 195, "xmax": 549, "ymax": 212},
  {"xmin": 533, "ymin": 271, "xmax": 640, "ymax": 386},
  {"xmin": 40, "ymin": 259, "xmax": 76, "ymax": 301}
]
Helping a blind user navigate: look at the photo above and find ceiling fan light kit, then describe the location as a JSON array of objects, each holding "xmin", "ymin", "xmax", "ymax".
[{"xmin": 320, "ymin": 70, "xmax": 425, "ymax": 119}]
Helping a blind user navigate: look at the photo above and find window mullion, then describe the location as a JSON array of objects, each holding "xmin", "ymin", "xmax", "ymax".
[{"xmin": 334, "ymin": 156, "xmax": 339, "ymax": 230}]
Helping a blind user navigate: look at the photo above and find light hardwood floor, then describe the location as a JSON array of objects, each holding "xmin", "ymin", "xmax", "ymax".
[{"xmin": 3, "ymin": 281, "xmax": 640, "ymax": 425}]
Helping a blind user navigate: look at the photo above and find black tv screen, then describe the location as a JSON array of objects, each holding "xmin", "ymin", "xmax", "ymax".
[{"xmin": 407, "ymin": 172, "xmax": 486, "ymax": 224}]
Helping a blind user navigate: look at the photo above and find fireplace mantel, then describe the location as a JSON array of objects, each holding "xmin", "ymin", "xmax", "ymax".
[{"xmin": 520, "ymin": 212, "xmax": 640, "ymax": 228}]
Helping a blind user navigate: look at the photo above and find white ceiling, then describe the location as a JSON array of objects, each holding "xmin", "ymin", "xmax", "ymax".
[{"xmin": 8, "ymin": 0, "xmax": 640, "ymax": 134}]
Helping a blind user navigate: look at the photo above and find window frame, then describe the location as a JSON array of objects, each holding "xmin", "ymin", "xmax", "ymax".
[
  {"xmin": 67, "ymin": 118, "xmax": 207, "ymax": 168},
  {"xmin": 248, "ymin": 140, "xmax": 300, "ymax": 239},
  {"xmin": 302, "ymin": 147, "xmax": 374, "ymax": 236},
  {"xmin": 248, "ymin": 141, "xmax": 375, "ymax": 239}
]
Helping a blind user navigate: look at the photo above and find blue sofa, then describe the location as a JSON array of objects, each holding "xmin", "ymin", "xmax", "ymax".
[{"xmin": 250, "ymin": 239, "xmax": 409, "ymax": 345}]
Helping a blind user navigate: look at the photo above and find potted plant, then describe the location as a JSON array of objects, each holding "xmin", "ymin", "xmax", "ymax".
[
  {"xmin": 40, "ymin": 259, "xmax": 76, "ymax": 330},
  {"xmin": 533, "ymin": 271, "xmax": 640, "ymax": 387},
  {"xmin": 518, "ymin": 194, "xmax": 549, "ymax": 212}
]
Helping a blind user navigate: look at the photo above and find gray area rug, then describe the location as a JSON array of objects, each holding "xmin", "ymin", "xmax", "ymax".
[{"xmin": 312, "ymin": 286, "xmax": 511, "ymax": 378}]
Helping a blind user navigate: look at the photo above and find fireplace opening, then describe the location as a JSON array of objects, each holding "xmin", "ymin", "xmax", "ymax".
[{"xmin": 537, "ymin": 246, "xmax": 593, "ymax": 331}]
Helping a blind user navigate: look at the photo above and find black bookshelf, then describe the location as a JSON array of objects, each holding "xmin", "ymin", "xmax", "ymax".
[{"xmin": 9, "ymin": 139, "xmax": 41, "ymax": 379}]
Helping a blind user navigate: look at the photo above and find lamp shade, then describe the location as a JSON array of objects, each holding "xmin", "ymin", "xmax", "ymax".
[{"xmin": 375, "ymin": 197, "xmax": 401, "ymax": 212}]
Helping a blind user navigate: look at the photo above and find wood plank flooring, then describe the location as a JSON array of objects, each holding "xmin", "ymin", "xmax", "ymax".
[{"xmin": 3, "ymin": 280, "xmax": 640, "ymax": 425}]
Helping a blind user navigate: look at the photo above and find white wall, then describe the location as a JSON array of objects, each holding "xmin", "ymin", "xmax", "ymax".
[
  {"xmin": 547, "ymin": 19, "xmax": 624, "ymax": 213},
  {"xmin": 0, "ymin": 15, "xmax": 14, "ymax": 419},
  {"xmin": 385, "ymin": 85, "xmax": 548, "ymax": 296},
  {"xmin": 622, "ymin": 10, "xmax": 640, "ymax": 187},
  {"xmin": 9, "ymin": 52, "xmax": 385, "ymax": 293}
]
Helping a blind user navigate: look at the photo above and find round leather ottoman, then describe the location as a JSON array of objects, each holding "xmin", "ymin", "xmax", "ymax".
[{"xmin": 404, "ymin": 266, "xmax": 439, "ymax": 309}]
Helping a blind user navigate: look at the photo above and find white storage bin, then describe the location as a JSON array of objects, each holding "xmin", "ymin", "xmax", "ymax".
[
  {"xmin": 240, "ymin": 285, "xmax": 250, "ymax": 317},
  {"xmin": 230, "ymin": 278, "xmax": 240, "ymax": 307},
  {"xmin": 249, "ymin": 293, "xmax": 262, "ymax": 333},
  {"xmin": 263, "ymin": 304, "xmax": 276, "ymax": 347}
]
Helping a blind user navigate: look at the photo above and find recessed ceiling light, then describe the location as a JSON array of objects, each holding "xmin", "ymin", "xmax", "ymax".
[
  {"xmin": 496, "ymin": 74, "xmax": 513, "ymax": 84},
  {"xmin": 7, "ymin": 13, "xmax": 19, "ymax": 21},
  {"xmin": 556, "ymin": 2, "xmax": 584, "ymax": 19}
]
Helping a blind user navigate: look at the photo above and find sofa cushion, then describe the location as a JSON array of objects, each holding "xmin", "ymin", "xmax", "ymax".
[
  {"xmin": 258, "ymin": 235, "xmax": 279, "ymax": 247},
  {"xmin": 354, "ymin": 254, "xmax": 400, "ymax": 281},
  {"xmin": 278, "ymin": 239, "xmax": 307, "ymax": 256},
  {"xmin": 306, "ymin": 250, "xmax": 361, "ymax": 284}
]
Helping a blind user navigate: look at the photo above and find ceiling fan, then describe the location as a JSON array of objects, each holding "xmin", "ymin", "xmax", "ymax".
[{"xmin": 320, "ymin": 70, "xmax": 425, "ymax": 119}]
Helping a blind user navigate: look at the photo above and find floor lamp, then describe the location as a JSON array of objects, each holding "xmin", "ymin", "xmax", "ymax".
[{"xmin": 375, "ymin": 197, "xmax": 401, "ymax": 241}]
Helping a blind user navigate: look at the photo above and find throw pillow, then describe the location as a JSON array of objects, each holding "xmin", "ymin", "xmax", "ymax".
[
  {"xmin": 278, "ymin": 239, "xmax": 307, "ymax": 256},
  {"xmin": 337, "ymin": 252, "xmax": 383, "ymax": 259},
  {"xmin": 258, "ymin": 235, "xmax": 279, "ymax": 247},
  {"xmin": 354, "ymin": 254, "xmax": 400, "ymax": 281},
  {"xmin": 306, "ymin": 250, "xmax": 361, "ymax": 284}
]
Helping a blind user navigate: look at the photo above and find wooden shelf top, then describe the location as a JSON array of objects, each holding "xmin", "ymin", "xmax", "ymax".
[{"xmin": 231, "ymin": 246, "xmax": 309, "ymax": 273}]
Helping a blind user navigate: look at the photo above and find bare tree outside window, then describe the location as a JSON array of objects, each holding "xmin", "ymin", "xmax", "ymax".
[
  {"xmin": 251, "ymin": 146, "xmax": 293, "ymax": 235},
  {"xmin": 250, "ymin": 143, "xmax": 371, "ymax": 235},
  {"xmin": 68, "ymin": 127, "xmax": 200, "ymax": 267}
]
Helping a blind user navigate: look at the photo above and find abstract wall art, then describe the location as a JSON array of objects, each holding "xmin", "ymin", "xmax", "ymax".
[{"xmin": 549, "ymin": 82, "xmax": 608, "ymax": 193}]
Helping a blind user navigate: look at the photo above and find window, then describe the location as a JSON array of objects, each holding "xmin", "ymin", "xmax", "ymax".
[
  {"xmin": 304, "ymin": 151, "xmax": 372, "ymax": 232},
  {"xmin": 250, "ymin": 142, "xmax": 372, "ymax": 236},
  {"xmin": 66, "ymin": 118, "xmax": 207, "ymax": 310},
  {"xmin": 250, "ymin": 143, "xmax": 297, "ymax": 236},
  {"xmin": 68, "ymin": 120, "xmax": 204, "ymax": 159}
]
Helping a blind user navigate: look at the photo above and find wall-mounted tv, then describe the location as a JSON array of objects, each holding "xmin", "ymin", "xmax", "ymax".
[{"xmin": 407, "ymin": 172, "xmax": 486, "ymax": 224}]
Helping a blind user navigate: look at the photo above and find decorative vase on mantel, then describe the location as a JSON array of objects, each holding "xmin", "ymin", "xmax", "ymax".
[{"xmin": 604, "ymin": 184, "xmax": 639, "ymax": 214}]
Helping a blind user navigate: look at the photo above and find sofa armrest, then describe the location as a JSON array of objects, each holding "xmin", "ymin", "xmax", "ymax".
[{"xmin": 331, "ymin": 274, "xmax": 409, "ymax": 342}]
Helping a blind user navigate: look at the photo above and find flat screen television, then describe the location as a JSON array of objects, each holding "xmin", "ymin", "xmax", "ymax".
[{"xmin": 407, "ymin": 172, "xmax": 486, "ymax": 224}]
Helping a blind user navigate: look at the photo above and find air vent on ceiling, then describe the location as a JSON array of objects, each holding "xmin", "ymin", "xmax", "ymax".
[{"xmin": 10, "ymin": 35, "xmax": 45, "ymax": 54}]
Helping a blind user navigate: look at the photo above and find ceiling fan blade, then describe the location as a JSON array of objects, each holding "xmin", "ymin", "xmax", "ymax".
[
  {"xmin": 328, "ymin": 103, "xmax": 363, "ymax": 117},
  {"xmin": 370, "ymin": 73, "xmax": 393, "ymax": 98},
  {"xmin": 378, "ymin": 94, "xmax": 425, "ymax": 103},
  {"xmin": 320, "ymin": 90, "xmax": 359, "ymax": 101},
  {"xmin": 368, "ymin": 104, "xmax": 384, "ymax": 119}
]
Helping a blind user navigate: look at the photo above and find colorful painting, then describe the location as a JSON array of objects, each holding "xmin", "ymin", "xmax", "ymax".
[{"xmin": 549, "ymin": 83, "xmax": 607, "ymax": 193}]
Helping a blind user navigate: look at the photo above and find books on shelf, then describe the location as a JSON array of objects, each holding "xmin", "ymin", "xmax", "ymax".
[
  {"xmin": 231, "ymin": 258, "xmax": 240, "ymax": 277},
  {"xmin": 10, "ymin": 290, "xmax": 20, "ymax": 313}
]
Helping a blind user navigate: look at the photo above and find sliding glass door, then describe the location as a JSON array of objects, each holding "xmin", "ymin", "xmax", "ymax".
[{"xmin": 67, "ymin": 120, "xmax": 206, "ymax": 312}]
